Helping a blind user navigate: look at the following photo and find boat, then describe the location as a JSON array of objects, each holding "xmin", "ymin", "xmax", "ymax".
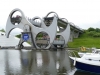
[
  {"xmin": 69, "ymin": 49, "xmax": 100, "ymax": 74},
  {"xmin": 78, "ymin": 47, "xmax": 100, "ymax": 57}
]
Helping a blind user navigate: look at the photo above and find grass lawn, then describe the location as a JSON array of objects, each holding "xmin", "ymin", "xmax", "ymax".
[{"xmin": 68, "ymin": 37, "xmax": 100, "ymax": 48}]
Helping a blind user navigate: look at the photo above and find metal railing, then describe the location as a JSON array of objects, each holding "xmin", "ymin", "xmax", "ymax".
[{"xmin": 67, "ymin": 50, "xmax": 80, "ymax": 57}]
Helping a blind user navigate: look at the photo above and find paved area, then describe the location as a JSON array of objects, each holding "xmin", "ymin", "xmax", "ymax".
[{"xmin": 0, "ymin": 32, "xmax": 30, "ymax": 48}]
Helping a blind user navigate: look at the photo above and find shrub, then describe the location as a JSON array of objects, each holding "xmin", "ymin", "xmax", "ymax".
[
  {"xmin": 16, "ymin": 34, "xmax": 21, "ymax": 38},
  {"xmin": 93, "ymin": 33, "xmax": 100, "ymax": 37},
  {"xmin": 87, "ymin": 31, "xmax": 96, "ymax": 36},
  {"xmin": 0, "ymin": 29, "xmax": 5, "ymax": 32}
]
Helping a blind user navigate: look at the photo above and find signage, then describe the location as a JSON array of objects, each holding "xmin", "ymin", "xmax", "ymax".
[{"xmin": 22, "ymin": 33, "xmax": 29, "ymax": 41}]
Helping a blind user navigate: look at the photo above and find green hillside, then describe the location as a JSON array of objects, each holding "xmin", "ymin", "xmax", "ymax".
[{"xmin": 68, "ymin": 27, "xmax": 100, "ymax": 48}]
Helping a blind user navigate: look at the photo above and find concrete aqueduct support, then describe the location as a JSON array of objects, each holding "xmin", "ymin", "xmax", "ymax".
[{"xmin": 68, "ymin": 22, "xmax": 81, "ymax": 42}]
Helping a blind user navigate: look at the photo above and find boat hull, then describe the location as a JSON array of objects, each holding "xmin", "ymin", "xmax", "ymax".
[{"xmin": 72, "ymin": 60, "xmax": 100, "ymax": 74}]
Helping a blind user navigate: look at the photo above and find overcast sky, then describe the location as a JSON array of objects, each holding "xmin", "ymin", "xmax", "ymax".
[{"xmin": 0, "ymin": 0, "xmax": 100, "ymax": 31}]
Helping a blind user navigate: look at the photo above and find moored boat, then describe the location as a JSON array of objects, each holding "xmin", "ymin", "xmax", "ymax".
[
  {"xmin": 70, "ymin": 50, "xmax": 100, "ymax": 74},
  {"xmin": 78, "ymin": 47, "xmax": 100, "ymax": 57}
]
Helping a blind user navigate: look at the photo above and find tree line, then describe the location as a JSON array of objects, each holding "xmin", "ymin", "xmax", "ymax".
[{"xmin": 85, "ymin": 27, "xmax": 100, "ymax": 37}]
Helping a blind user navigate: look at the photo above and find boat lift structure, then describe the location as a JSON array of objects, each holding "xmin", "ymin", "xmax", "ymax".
[{"xmin": 5, "ymin": 8, "xmax": 74, "ymax": 49}]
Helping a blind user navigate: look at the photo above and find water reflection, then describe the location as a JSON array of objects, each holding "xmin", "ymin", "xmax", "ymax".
[
  {"xmin": 0, "ymin": 50, "xmax": 5, "ymax": 75},
  {"xmin": 5, "ymin": 50, "xmax": 22, "ymax": 75},
  {"xmin": 20, "ymin": 50, "xmax": 33, "ymax": 75},
  {"xmin": 57, "ymin": 50, "xmax": 71, "ymax": 74},
  {"xmin": 0, "ymin": 49, "xmax": 98, "ymax": 75}
]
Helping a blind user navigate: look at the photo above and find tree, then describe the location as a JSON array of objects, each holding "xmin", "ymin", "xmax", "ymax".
[
  {"xmin": 88, "ymin": 27, "xmax": 95, "ymax": 32},
  {"xmin": 0, "ymin": 29, "xmax": 5, "ymax": 32},
  {"xmin": 95, "ymin": 28, "xmax": 100, "ymax": 32}
]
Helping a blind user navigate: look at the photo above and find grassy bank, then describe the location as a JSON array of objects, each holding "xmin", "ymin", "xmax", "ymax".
[
  {"xmin": 68, "ymin": 31, "xmax": 100, "ymax": 48},
  {"xmin": 68, "ymin": 37, "xmax": 100, "ymax": 48}
]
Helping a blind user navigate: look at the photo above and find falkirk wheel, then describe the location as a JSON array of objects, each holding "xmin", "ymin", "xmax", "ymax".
[{"xmin": 6, "ymin": 8, "xmax": 70, "ymax": 49}]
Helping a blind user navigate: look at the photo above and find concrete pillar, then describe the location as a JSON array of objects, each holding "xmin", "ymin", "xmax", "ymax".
[
  {"xmin": 73, "ymin": 31, "xmax": 79, "ymax": 38},
  {"xmin": 69, "ymin": 30, "xmax": 74, "ymax": 42}
]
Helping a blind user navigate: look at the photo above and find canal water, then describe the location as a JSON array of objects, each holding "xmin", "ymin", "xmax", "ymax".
[{"xmin": 0, "ymin": 49, "xmax": 99, "ymax": 75}]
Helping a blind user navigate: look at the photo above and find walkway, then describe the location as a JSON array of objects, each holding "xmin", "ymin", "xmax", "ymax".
[{"xmin": 0, "ymin": 32, "xmax": 30, "ymax": 48}]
